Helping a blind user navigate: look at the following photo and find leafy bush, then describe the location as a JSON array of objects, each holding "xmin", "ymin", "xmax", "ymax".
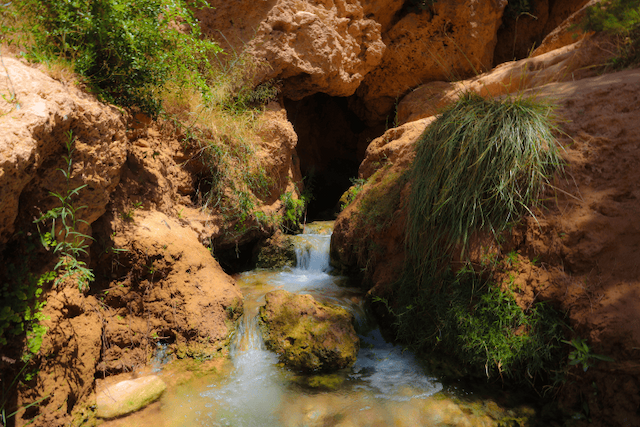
[
  {"xmin": 14, "ymin": 0, "xmax": 221, "ymax": 115},
  {"xmin": 583, "ymin": 0, "xmax": 640, "ymax": 68},
  {"xmin": 339, "ymin": 177, "xmax": 366, "ymax": 211},
  {"xmin": 280, "ymin": 191, "xmax": 307, "ymax": 233},
  {"xmin": 389, "ymin": 267, "xmax": 566, "ymax": 384}
]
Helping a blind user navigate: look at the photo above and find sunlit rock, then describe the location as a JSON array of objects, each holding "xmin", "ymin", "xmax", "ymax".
[
  {"xmin": 259, "ymin": 290, "xmax": 359, "ymax": 372},
  {"xmin": 96, "ymin": 375, "xmax": 167, "ymax": 419}
]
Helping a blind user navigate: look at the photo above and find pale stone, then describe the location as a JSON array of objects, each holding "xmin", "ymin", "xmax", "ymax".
[{"xmin": 96, "ymin": 375, "xmax": 167, "ymax": 419}]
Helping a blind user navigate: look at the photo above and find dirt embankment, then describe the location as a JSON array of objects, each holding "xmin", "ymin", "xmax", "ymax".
[
  {"xmin": 331, "ymin": 33, "xmax": 640, "ymax": 427},
  {"xmin": 0, "ymin": 56, "xmax": 301, "ymax": 426},
  {"xmin": 0, "ymin": 0, "xmax": 629, "ymax": 425}
]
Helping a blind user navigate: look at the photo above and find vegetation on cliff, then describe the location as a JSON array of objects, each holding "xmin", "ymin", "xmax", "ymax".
[
  {"xmin": 0, "ymin": 2, "xmax": 307, "ymax": 422},
  {"xmin": 583, "ymin": 0, "xmax": 640, "ymax": 68},
  {"xmin": 385, "ymin": 93, "xmax": 566, "ymax": 388},
  {"xmin": 1, "ymin": 0, "xmax": 306, "ymax": 238}
]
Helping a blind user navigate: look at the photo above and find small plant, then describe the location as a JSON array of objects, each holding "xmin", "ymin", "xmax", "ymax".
[
  {"xmin": 0, "ymin": 265, "xmax": 53, "ymax": 354},
  {"xmin": 505, "ymin": 250, "xmax": 520, "ymax": 267},
  {"xmin": 1, "ymin": 362, "xmax": 49, "ymax": 426},
  {"xmin": 340, "ymin": 177, "xmax": 366, "ymax": 211},
  {"xmin": 121, "ymin": 201, "xmax": 143, "ymax": 222},
  {"xmin": 280, "ymin": 191, "xmax": 307, "ymax": 233},
  {"xmin": 583, "ymin": 0, "xmax": 640, "ymax": 68},
  {"xmin": 563, "ymin": 337, "xmax": 615, "ymax": 372},
  {"xmin": 34, "ymin": 131, "xmax": 94, "ymax": 291}
]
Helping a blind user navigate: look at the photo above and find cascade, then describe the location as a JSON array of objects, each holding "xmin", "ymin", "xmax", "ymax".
[{"xmin": 117, "ymin": 223, "xmax": 538, "ymax": 427}]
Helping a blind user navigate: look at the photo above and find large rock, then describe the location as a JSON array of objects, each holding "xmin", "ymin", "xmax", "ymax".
[
  {"xmin": 396, "ymin": 34, "xmax": 613, "ymax": 125},
  {"xmin": 96, "ymin": 375, "xmax": 167, "ymax": 419},
  {"xmin": 259, "ymin": 290, "xmax": 359, "ymax": 372},
  {"xmin": 0, "ymin": 57, "xmax": 127, "ymax": 244},
  {"xmin": 99, "ymin": 211, "xmax": 244, "ymax": 367},
  {"xmin": 198, "ymin": 0, "xmax": 386, "ymax": 100},
  {"xmin": 353, "ymin": 0, "xmax": 508, "ymax": 123}
]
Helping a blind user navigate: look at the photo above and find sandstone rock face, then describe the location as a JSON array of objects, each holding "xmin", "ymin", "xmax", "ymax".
[
  {"xmin": 396, "ymin": 35, "xmax": 612, "ymax": 125},
  {"xmin": 359, "ymin": 0, "xmax": 405, "ymax": 33},
  {"xmin": 96, "ymin": 375, "xmax": 167, "ymax": 419},
  {"xmin": 16, "ymin": 286, "xmax": 104, "ymax": 427},
  {"xmin": 354, "ymin": 0, "xmax": 508, "ymax": 123},
  {"xmin": 259, "ymin": 290, "xmax": 359, "ymax": 372},
  {"xmin": 199, "ymin": 1, "xmax": 509, "ymax": 123},
  {"xmin": 15, "ymin": 210, "xmax": 244, "ymax": 427},
  {"xmin": 256, "ymin": 101, "xmax": 303, "ymax": 204},
  {"xmin": 102, "ymin": 211, "xmax": 244, "ymax": 366},
  {"xmin": 493, "ymin": 0, "xmax": 551, "ymax": 64},
  {"xmin": 332, "ymin": 68, "xmax": 640, "ymax": 427},
  {"xmin": 492, "ymin": 0, "xmax": 590, "ymax": 65},
  {"xmin": 199, "ymin": 0, "xmax": 386, "ymax": 100},
  {"xmin": 532, "ymin": 0, "xmax": 599, "ymax": 57},
  {"xmin": 0, "ymin": 57, "xmax": 127, "ymax": 244},
  {"xmin": 358, "ymin": 117, "xmax": 433, "ymax": 180}
]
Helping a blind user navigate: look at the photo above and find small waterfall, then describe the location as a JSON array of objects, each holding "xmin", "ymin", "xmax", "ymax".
[
  {"xmin": 293, "ymin": 233, "xmax": 331, "ymax": 272},
  {"xmin": 145, "ymin": 222, "xmax": 445, "ymax": 427}
]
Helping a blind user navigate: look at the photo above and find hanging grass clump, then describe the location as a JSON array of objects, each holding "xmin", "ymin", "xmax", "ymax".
[
  {"xmin": 389, "ymin": 92, "xmax": 567, "ymax": 385},
  {"xmin": 406, "ymin": 92, "xmax": 563, "ymax": 280}
]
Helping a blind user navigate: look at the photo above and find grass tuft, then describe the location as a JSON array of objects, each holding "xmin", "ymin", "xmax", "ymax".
[{"xmin": 406, "ymin": 92, "xmax": 562, "ymax": 282}]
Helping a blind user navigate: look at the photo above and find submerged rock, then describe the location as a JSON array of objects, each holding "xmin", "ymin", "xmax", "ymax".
[
  {"xmin": 259, "ymin": 290, "xmax": 359, "ymax": 372},
  {"xmin": 96, "ymin": 375, "xmax": 167, "ymax": 419}
]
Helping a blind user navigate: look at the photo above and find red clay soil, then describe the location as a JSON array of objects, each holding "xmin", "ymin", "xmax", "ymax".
[
  {"xmin": 514, "ymin": 68, "xmax": 640, "ymax": 426},
  {"xmin": 332, "ymin": 67, "xmax": 640, "ymax": 427}
]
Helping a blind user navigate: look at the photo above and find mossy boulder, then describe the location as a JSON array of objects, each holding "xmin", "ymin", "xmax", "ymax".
[
  {"xmin": 254, "ymin": 231, "xmax": 297, "ymax": 269},
  {"xmin": 258, "ymin": 290, "xmax": 359, "ymax": 372}
]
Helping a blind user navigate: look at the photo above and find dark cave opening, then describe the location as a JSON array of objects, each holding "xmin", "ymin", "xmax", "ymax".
[{"xmin": 284, "ymin": 93, "xmax": 386, "ymax": 221}]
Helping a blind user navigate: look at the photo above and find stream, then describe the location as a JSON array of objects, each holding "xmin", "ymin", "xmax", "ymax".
[{"xmin": 102, "ymin": 222, "xmax": 536, "ymax": 427}]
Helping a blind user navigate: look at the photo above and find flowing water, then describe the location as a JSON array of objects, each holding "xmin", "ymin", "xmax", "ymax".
[{"xmin": 103, "ymin": 222, "xmax": 535, "ymax": 427}]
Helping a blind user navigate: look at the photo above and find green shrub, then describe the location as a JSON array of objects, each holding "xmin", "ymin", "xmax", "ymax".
[
  {"xmin": 280, "ymin": 190, "xmax": 309, "ymax": 233},
  {"xmin": 390, "ymin": 267, "xmax": 565, "ymax": 385},
  {"xmin": 14, "ymin": 0, "xmax": 221, "ymax": 115},
  {"xmin": 583, "ymin": 0, "xmax": 640, "ymax": 68},
  {"xmin": 339, "ymin": 177, "xmax": 366, "ymax": 211}
]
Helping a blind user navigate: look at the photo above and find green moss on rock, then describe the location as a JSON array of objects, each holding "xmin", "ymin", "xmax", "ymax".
[{"xmin": 258, "ymin": 290, "xmax": 359, "ymax": 372}]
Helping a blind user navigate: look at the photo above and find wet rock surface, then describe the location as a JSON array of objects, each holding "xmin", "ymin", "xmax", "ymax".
[{"xmin": 259, "ymin": 289, "xmax": 359, "ymax": 372}]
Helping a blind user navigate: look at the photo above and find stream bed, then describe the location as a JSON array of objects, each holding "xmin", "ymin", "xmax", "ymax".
[{"xmin": 101, "ymin": 222, "xmax": 537, "ymax": 427}]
